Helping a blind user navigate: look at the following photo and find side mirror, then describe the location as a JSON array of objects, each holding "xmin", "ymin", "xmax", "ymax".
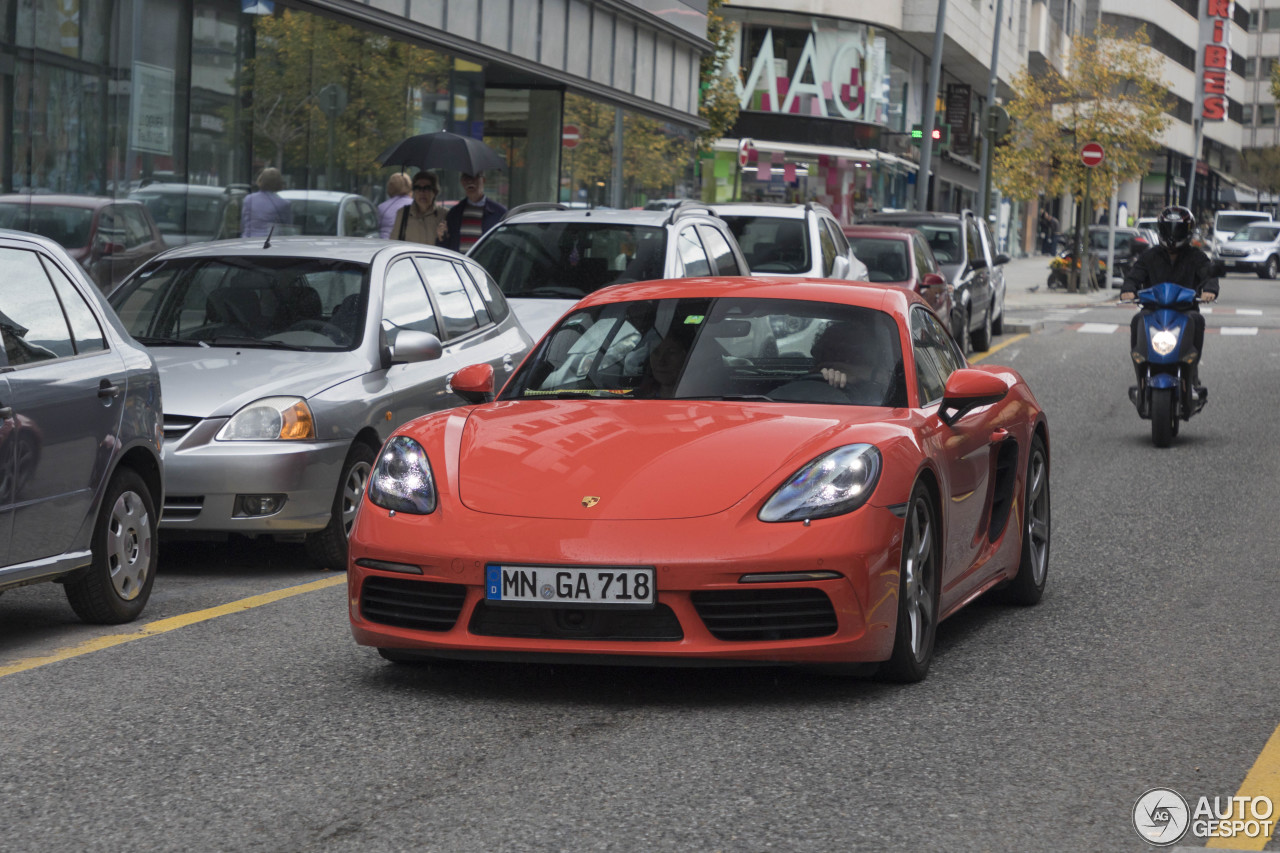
[
  {"xmin": 389, "ymin": 330, "xmax": 443, "ymax": 366},
  {"xmin": 452, "ymin": 363, "xmax": 495, "ymax": 405},
  {"xmin": 917, "ymin": 272, "xmax": 947, "ymax": 294},
  {"xmin": 938, "ymin": 368, "xmax": 1008, "ymax": 426},
  {"xmin": 994, "ymin": 253, "xmax": 1011, "ymax": 266},
  {"xmin": 969, "ymin": 255, "xmax": 988, "ymax": 271}
]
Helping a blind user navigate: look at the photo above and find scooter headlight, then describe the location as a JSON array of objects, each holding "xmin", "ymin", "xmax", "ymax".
[{"xmin": 1149, "ymin": 328, "xmax": 1180, "ymax": 356}]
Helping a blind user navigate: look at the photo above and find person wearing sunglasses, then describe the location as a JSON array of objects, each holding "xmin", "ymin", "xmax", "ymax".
[{"xmin": 390, "ymin": 171, "xmax": 448, "ymax": 245}]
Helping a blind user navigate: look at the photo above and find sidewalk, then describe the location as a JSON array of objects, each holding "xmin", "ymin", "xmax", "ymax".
[{"xmin": 999, "ymin": 253, "xmax": 1116, "ymax": 333}]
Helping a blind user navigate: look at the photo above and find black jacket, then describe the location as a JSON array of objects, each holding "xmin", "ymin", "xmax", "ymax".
[{"xmin": 1120, "ymin": 245, "xmax": 1219, "ymax": 299}]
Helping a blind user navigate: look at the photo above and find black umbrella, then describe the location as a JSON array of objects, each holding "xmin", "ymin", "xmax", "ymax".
[{"xmin": 376, "ymin": 131, "xmax": 506, "ymax": 174}]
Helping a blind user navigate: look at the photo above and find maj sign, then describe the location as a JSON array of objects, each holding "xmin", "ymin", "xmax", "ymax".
[{"xmin": 734, "ymin": 25, "xmax": 888, "ymax": 124}]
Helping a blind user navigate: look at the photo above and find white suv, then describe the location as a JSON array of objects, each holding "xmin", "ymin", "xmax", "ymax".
[
  {"xmin": 1212, "ymin": 209, "xmax": 1272, "ymax": 262},
  {"xmin": 710, "ymin": 202, "xmax": 869, "ymax": 282}
]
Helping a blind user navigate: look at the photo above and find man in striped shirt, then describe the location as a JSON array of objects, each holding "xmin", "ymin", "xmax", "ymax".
[{"xmin": 443, "ymin": 172, "xmax": 507, "ymax": 253}]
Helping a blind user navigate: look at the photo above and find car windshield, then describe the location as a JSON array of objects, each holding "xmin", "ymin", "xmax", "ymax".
[
  {"xmin": 1218, "ymin": 214, "xmax": 1268, "ymax": 234},
  {"xmin": 0, "ymin": 203, "xmax": 94, "ymax": 248},
  {"xmin": 847, "ymin": 237, "xmax": 910, "ymax": 282},
  {"xmin": 1234, "ymin": 224, "xmax": 1280, "ymax": 241},
  {"xmin": 503, "ymin": 296, "xmax": 907, "ymax": 407},
  {"xmin": 132, "ymin": 191, "xmax": 226, "ymax": 238},
  {"xmin": 109, "ymin": 256, "xmax": 370, "ymax": 350},
  {"xmin": 720, "ymin": 216, "xmax": 812, "ymax": 273},
  {"xmin": 469, "ymin": 222, "xmax": 666, "ymax": 299},
  {"xmin": 285, "ymin": 198, "xmax": 340, "ymax": 235}
]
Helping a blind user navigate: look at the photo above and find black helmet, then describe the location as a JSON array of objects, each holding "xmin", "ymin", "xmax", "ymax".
[{"xmin": 1157, "ymin": 205, "xmax": 1195, "ymax": 251}]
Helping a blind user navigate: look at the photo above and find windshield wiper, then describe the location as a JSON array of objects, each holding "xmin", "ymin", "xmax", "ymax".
[
  {"xmin": 135, "ymin": 336, "xmax": 209, "ymax": 347},
  {"xmin": 206, "ymin": 336, "xmax": 310, "ymax": 351}
]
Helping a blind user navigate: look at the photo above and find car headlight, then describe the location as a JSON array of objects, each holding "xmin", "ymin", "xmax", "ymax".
[
  {"xmin": 1149, "ymin": 328, "xmax": 1180, "ymax": 356},
  {"xmin": 216, "ymin": 396, "xmax": 315, "ymax": 440},
  {"xmin": 368, "ymin": 435, "xmax": 437, "ymax": 514},
  {"xmin": 759, "ymin": 444, "xmax": 882, "ymax": 523}
]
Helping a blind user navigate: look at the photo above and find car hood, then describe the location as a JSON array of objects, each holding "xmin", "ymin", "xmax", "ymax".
[
  {"xmin": 1224, "ymin": 240, "xmax": 1277, "ymax": 252},
  {"xmin": 152, "ymin": 347, "xmax": 370, "ymax": 418},
  {"xmin": 509, "ymin": 298, "xmax": 575, "ymax": 344},
  {"xmin": 455, "ymin": 400, "xmax": 897, "ymax": 520}
]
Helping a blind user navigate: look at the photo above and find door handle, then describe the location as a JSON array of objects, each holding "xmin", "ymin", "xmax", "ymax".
[{"xmin": 98, "ymin": 380, "xmax": 121, "ymax": 400}]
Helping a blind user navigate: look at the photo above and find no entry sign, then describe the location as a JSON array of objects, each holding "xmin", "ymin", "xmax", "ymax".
[
  {"xmin": 1081, "ymin": 142, "xmax": 1105, "ymax": 168},
  {"xmin": 562, "ymin": 125, "xmax": 581, "ymax": 149}
]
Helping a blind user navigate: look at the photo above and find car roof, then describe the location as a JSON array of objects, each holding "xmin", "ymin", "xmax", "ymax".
[
  {"xmin": 129, "ymin": 184, "xmax": 230, "ymax": 196},
  {"xmin": 146, "ymin": 235, "xmax": 461, "ymax": 264},
  {"xmin": 863, "ymin": 211, "xmax": 964, "ymax": 224},
  {"xmin": 0, "ymin": 193, "xmax": 131, "ymax": 210},
  {"xmin": 842, "ymin": 225, "xmax": 918, "ymax": 240},
  {"xmin": 278, "ymin": 190, "xmax": 362, "ymax": 202},
  {"xmin": 709, "ymin": 202, "xmax": 814, "ymax": 220},
  {"xmin": 498, "ymin": 206, "xmax": 713, "ymax": 226},
  {"xmin": 570, "ymin": 275, "xmax": 919, "ymax": 316}
]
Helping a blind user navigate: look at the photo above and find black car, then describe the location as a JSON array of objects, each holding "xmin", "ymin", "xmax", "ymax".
[
  {"xmin": 1086, "ymin": 225, "xmax": 1152, "ymax": 287},
  {"xmin": 861, "ymin": 210, "xmax": 1007, "ymax": 353}
]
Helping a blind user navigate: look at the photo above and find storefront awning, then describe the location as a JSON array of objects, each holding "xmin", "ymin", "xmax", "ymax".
[
  {"xmin": 714, "ymin": 139, "xmax": 916, "ymax": 171},
  {"xmin": 1219, "ymin": 185, "xmax": 1258, "ymax": 205}
]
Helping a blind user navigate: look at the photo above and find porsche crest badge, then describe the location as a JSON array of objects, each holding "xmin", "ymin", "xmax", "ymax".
[{"xmin": 581, "ymin": 496, "xmax": 601, "ymax": 508}]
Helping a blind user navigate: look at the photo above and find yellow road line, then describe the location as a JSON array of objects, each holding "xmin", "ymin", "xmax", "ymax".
[
  {"xmin": 0, "ymin": 575, "xmax": 346, "ymax": 679},
  {"xmin": 1205, "ymin": 724, "xmax": 1280, "ymax": 849},
  {"xmin": 969, "ymin": 332, "xmax": 1029, "ymax": 363}
]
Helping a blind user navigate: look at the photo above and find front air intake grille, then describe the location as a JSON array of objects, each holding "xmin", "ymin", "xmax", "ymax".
[
  {"xmin": 469, "ymin": 601, "xmax": 683, "ymax": 641},
  {"xmin": 163, "ymin": 415, "xmax": 202, "ymax": 441},
  {"xmin": 360, "ymin": 577, "xmax": 467, "ymax": 632},
  {"xmin": 691, "ymin": 589, "xmax": 837, "ymax": 641},
  {"xmin": 161, "ymin": 495, "xmax": 204, "ymax": 522}
]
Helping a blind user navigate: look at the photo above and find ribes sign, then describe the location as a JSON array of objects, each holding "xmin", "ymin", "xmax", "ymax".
[{"xmin": 1200, "ymin": 0, "xmax": 1233, "ymax": 122}]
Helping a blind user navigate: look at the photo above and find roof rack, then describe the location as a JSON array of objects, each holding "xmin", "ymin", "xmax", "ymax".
[
  {"xmin": 665, "ymin": 200, "xmax": 717, "ymax": 225},
  {"xmin": 503, "ymin": 202, "xmax": 569, "ymax": 220}
]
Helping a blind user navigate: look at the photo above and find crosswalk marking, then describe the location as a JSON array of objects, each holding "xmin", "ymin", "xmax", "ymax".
[
  {"xmin": 1220, "ymin": 327, "xmax": 1259, "ymax": 335},
  {"xmin": 1078, "ymin": 323, "xmax": 1121, "ymax": 334}
]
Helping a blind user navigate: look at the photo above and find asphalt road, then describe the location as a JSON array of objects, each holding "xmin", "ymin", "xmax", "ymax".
[{"xmin": 3, "ymin": 275, "xmax": 1279, "ymax": 852}]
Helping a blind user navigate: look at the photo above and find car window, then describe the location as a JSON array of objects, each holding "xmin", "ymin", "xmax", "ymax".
[
  {"xmin": 504, "ymin": 296, "xmax": 907, "ymax": 407},
  {"xmin": 0, "ymin": 203, "xmax": 95, "ymax": 249},
  {"xmin": 911, "ymin": 306, "xmax": 961, "ymax": 406},
  {"xmin": 460, "ymin": 263, "xmax": 510, "ymax": 323},
  {"xmin": 721, "ymin": 216, "xmax": 812, "ymax": 274},
  {"xmin": 848, "ymin": 237, "xmax": 910, "ymax": 283},
  {"xmin": 382, "ymin": 259, "xmax": 440, "ymax": 341},
  {"xmin": 355, "ymin": 199, "xmax": 379, "ymax": 237},
  {"xmin": 913, "ymin": 234, "xmax": 936, "ymax": 277},
  {"xmin": 415, "ymin": 256, "xmax": 480, "ymax": 339},
  {"xmin": 121, "ymin": 206, "xmax": 153, "ymax": 248},
  {"xmin": 910, "ymin": 223, "xmax": 961, "ymax": 265},
  {"xmin": 697, "ymin": 225, "xmax": 742, "ymax": 276},
  {"xmin": 470, "ymin": 222, "xmax": 666, "ymax": 297},
  {"xmin": 416, "ymin": 257, "xmax": 490, "ymax": 330},
  {"xmin": 42, "ymin": 256, "xmax": 106, "ymax": 353},
  {"xmin": 0, "ymin": 247, "xmax": 75, "ymax": 364},
  {"xmin": 827, "ymin": 217, "xmax": 852, "ymax": 257},
  {"xmin": 818, "ymin": 220, "xmax": 837, "ymax": 276},
  {"xmin": 964, "ymin": 220, "xmax": 982, "ymax": 267},
  {"xmin": 677, "ymin": 227, "xmax": 712, "ymax": 276}
]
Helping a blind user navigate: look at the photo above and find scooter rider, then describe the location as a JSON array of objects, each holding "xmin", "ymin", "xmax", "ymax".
[{"xmin": 1120, "ymin": 205, "xmax": 1218, "ymax": 389}]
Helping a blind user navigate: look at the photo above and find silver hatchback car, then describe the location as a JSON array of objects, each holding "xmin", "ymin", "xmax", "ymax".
[
  {"xmin": 0, "ymin": 229, "xmax": 163, "ymax": 623},
  {"xmin": 109, "ymin": 237, "xmax": 533, "ymax": 569}
]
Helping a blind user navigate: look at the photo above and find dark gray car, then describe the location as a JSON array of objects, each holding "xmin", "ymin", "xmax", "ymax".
[
  {"xmin": 0, "ymin": 229, "xmax": 164, "ymax": 623},
  {"xmin": 109, "ymin": 237, "xmax": 532, "ymax": 569}
]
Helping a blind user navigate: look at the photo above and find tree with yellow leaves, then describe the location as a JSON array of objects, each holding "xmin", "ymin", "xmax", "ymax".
[{"xmin": 994, "ymin": 24, "xmax": 1170, "ymax": 210}]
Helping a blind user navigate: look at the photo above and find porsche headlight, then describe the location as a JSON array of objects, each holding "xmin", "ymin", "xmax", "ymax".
[
  {"xmin": 216, "ymin": 396, "xmax": 315, "ymax": 440},
  {"xmin": 759, "ymin": 444, "xmax": 882, "ymax": 523},
  {"xmin": 1148, "ymin": 328, "xmax": 1180, "ymax": 356},
  {"xmin": 368, "ymin": 436, "xmax": 437, "ymax": 514}
]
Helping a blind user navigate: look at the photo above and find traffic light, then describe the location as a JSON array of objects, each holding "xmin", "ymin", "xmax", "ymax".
[{"xmin": 910, "ymin": 123, "xmax": 950, "ymax": 148}]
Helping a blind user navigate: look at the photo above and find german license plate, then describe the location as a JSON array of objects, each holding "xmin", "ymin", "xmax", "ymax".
[{"xmin": 486, "ymin": 565, "xmax": 655, "ymax": 608}]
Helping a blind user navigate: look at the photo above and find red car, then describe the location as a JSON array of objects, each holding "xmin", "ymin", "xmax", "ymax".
[
  {"xmin": 348, "ymin": 278, "xmax": 1050, "ymax": 681},
  {"xmin": 844, "ymin": 224, "xmax": 956, "ymax": 335},
  {"xmin": 0, "ymin": 194, "xmax": 167, "ymax": 292}
]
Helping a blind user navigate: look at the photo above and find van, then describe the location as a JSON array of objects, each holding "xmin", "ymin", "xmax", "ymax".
[{"xmin": 1212, "ymin": 209, "xmax": 1272, "ymax": 260}]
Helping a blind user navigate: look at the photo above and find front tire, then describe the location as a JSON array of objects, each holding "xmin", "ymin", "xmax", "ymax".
[
  {"xmin": 880, "ymin": 482, "xmax": 940, "ymax": 683},
  {"xmin": 1151, "ymin": 387, "xmax": 1175, "ymax": 448},
  {"xmin": 64, "ymin": 469, "xmax": 157, "ymax": 624},
  {"xmin": 1263, "ymin": 256, "xmax": 1279, "ymax": 279},
  {"xmin": 305, "ymin": 442, "xmax": 376, "ymax": 570},
  {"xmin": 1003, "ymin": 436, "xmax": 1050, "ymax": 605}
]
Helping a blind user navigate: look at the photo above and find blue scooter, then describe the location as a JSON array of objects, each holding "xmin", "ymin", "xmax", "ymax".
[{"xmin": 1128, "ymin": 282, "xmax": 1207, "ymax": 447}]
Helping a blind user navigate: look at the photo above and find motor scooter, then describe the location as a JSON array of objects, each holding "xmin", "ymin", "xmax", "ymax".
[{"xmin": 1127, "ymin": 282, "xmax": 1207, "ymax": 447}]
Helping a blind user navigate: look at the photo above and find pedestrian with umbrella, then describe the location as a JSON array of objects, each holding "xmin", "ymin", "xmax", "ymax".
[
  {"xmin": 389, "ymin": 171, "xmax": 448, "ymax": 245},
  {"xmin": 376, "ymin": 130, "xmax": 508, "ymax": 252}
]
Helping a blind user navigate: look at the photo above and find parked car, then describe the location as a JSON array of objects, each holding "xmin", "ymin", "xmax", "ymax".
[
  {"xmin": 1086, "ymin": 225, "xmax": 1152, "ymax": 287},
  {"xmin": 129, "ymin": 183, "xmax": 246, "ymax": 247},
  {"xmin": 277, "ymin": 190, "xmax": 380, "ymax": 238},
  {"xmin": 108, "ymin": 237, "xmax": 533, "ymax": 569},
  {"xmin": 0, "ymin": 228, "xmax": 163, "ymax": 623},
  {"xmin": 843, "ymin": 224, "xmax": 954, "ymax": 331},
  {"xmin": 468, "ymin": 202, "xmax": 749, "ymax": 340},
  {"xmin": 0, "ymin": 194, "xmax": 167, "ymax": 292},
  {"xmin": 711, "ymin": 201, "xmax": 869, "ymax": 282},
  {"xmin": 348, "ymin": 277, "xmax": 1050, "ymax": 681},
  {"xmin": 1217, "ymin": 220, "xmax": 1280, "ymax": 277},
  {"xmin": 861, "ymin": 209, "xmax": 1007, "ymax": 352}
]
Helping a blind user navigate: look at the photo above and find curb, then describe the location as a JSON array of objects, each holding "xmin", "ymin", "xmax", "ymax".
[{"xmin": 1003, "ymin": 319, "xmax": 1044, "ymax": 334}]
